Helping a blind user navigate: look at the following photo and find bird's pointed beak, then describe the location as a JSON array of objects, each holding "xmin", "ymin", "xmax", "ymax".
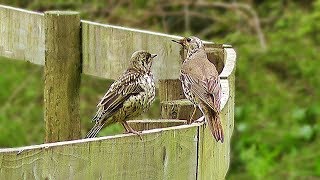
[
  {"xmin": 171, "ymin": 39, "xmax": 183, "ymax": 45},
  {"xmin": 151, "ymin": 54, "xmax": 157, "ymax": 58}
]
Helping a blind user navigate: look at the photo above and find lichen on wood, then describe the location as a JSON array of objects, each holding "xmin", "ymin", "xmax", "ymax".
[{"xmin": 44, "ymin": 11, "xmax": 81, "ymax": 143}]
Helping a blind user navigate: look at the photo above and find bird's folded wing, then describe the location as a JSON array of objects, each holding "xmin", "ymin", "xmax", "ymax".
[
  {"xmin": 181, "ymin": 72, "xmax": 221, "ymax": 112},
  {"xmin": 94, "ymin": 72, "xmax": 144, "ymax": 121}
]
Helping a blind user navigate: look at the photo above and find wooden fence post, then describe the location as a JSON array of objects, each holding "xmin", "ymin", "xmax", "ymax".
[
  {"xmin": 44, "ymin": 11, "xmax": 81, "ymax": 143},
  {"xmin": 158, "ymin": 79, "xmax": 185, "ymax": 101}
]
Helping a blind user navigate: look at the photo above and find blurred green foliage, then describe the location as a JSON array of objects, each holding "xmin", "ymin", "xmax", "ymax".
[{"xmin": 0, "ymin": 0, "xmax": 319, "ymax": 179}]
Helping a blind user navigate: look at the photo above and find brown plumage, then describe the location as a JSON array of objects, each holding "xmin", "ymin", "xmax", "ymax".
[
  {"xmin": 85, "ymin": 50, "xmax": 157, "ymax": 138},
  {"xmin": 172, "ymin": 36, "xmax": 224, "ymax": 143}
]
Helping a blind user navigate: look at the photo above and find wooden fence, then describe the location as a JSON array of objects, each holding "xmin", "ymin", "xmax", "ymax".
[{"xmin": 0, "ymin": 4, "xmax": 236, "ymax": 180}]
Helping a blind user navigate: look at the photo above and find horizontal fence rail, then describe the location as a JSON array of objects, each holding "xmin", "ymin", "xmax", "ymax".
[
  {"xmin": 0, "ymin": 124, "xmax": 200, "ymax": 180},
  {"xmin": 0, "ymin": 5, "xmax": 223, "ymax": 82},
  {"xmin": 0, "ymin": 4, "xmax": 236, "ymax": 180},
  {"xmin": 0, "ymin": 5, "xmax": 44, "ymax": 64},
  {"xmin": 81, "ymin": 20, "xmax": 183, "ymax": 81}
]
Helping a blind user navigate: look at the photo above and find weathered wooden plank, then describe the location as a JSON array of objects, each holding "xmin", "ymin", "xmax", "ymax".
[
  {"xmin": 0, "ymin": 124, "xmax": 199, "ymax": 180},
  {"xmin": 44, "ymin": 11, "xmax": 81, "ymax": 143},
  {"xmin": 81, "ymin": 20, "xmax": 215, "ymax": 82},
  {"xmin": 0, "ymin": 5, "xmax": 228, "ymax": 83},
  {"xmin": 127, "ymin": 119, "xmax": 186, "ymax": 131},
  {"xmin": 0, "ymin": 5, "xmax": 44, "ymax": 65},
  {"xmin": 81, "ymin": 20, "xmax": 184, "ymax": 82},
  {"xmin": 158, "ymin": 79, "xmax": 185, "ymax": 102},
  {"xmin": 161, "ymin": 99, "xmax": 201, "ymax": 120}
]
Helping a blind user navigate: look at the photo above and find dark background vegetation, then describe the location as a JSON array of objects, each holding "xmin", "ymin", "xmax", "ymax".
[{"xmin": 0, "ymin": 0, "xmax": 319, "ymax": 179}]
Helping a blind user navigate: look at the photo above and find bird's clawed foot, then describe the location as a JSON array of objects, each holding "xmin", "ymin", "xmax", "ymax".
[
  {"xmin": 122, "ymin": 121, "xmax": 143, "ymax": 140},
  {"xmin": 128, "ymin": 129, "xmax": 143, "ymax": 140}
]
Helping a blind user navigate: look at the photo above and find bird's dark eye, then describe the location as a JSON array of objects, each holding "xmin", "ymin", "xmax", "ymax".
[{"xmin": 187, "ymin": 38, "xmax": 191, "ymax": 42}]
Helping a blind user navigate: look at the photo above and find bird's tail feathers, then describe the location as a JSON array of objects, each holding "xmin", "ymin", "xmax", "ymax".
[
  {"xmin": 92, "ymin": 109, "xmax": 103, "ymax": 122},
  {"xmin": 92, "ymin": 114, "xmax": 99, "ymax": 122},
  {"xmin": 206, "ymin": 113, "xmax": 224, "ymax": 143},
  {"xmin": 85, "ymin": 122, "xmax": 105, "ymax": 138}
]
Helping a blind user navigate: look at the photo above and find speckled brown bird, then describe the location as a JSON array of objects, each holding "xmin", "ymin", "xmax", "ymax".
[
  {"xmin": 172, "ymin": 36, "xmax": 224, "ymax": 143},
  {"xmin": 85, "ymin": 50, "xmax": 157, "ymax": 138}
]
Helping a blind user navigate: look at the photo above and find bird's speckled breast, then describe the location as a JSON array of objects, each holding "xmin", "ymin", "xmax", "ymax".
[
  {"xmin": 118, "ymin": 73, "xmax": 155, "ymax": 120},
  {"xmin": 180, "ymin": 73, "xmax": 199, "ymax": 106}
]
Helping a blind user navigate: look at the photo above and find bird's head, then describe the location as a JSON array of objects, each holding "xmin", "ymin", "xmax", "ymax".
[
  {"xmin": 130, "ymin": 50, "xmax": 157, "ymax": 73},
  {"xmin": 172, "ymin": 36, "xmax": 204, "ymax": 56}
]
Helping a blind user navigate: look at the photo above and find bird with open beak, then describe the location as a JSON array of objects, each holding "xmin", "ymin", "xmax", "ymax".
[{"xmin": 172, "ymin": 36, "xmax": 224, "ymax": 143}]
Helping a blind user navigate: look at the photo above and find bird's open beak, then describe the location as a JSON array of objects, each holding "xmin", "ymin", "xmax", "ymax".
[
  {"xmin": 151, "ymin": 54, "xmax": 157, "ymax": 58},
  {"xmin": 171, "ymin": 39, "xmax": 183, "ymax": 45}
]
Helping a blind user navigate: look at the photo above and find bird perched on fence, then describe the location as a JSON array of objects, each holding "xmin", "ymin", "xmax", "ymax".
[
  {"xmin": 85, "ymin": 50, "xmax": 157, "ymax": 138},
  {"xmin": 172, "ymin": 36, "xmax": 224, "ymax": 143}
]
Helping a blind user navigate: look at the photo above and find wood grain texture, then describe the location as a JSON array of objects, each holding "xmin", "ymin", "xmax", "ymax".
[
  {"xmin": 0, "ymin": 5, "xmax": 230, "ymax": 82},
  {"xmin": 44, "ymin": 11, "xmax": 81, "ymax": 143},
  {"xmin": 158, "ymin": 79, "xmax": 185, "ymax": 102},
  {"xmin": 0, "ymin": 124, "xmax": 199, "ymax": 180},
  {"xmin": 127, "ymin": 119, "xmax": 187, "ymax": 131},
  {"xmin": 0, "ymin": 5, "xmax": 44, "ymax": 64},
  {"xmin": 80, "ymin": 20, "xmax": 219, "ymax": 82},
  {"xmin": 81, "ymin": 20, "xmax": 184, "ymax": 83},
  {"xmin": 161, "ymin": 99, "xmax": 202, "ymax": 120}
]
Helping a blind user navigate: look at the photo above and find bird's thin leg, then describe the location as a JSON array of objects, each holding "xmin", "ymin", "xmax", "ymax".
[
  {"xmin": 121, "ymin": 122, "xmax": 130, "ymax": 133},
  {"xmin": 195, "ymin": 106, "xmax": 206, "ymax": 124},
  {"xmin": 188, "ymin": 105, "xmax": 197, "ymax": 124},
  {"xmin": 122, "ymin": 121, "xmax": 142, "ymax": 140}
]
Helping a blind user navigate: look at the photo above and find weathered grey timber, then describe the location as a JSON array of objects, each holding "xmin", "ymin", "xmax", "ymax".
[{"xmin": 43, "ymin": 11, "xmax": 81, "ymax": 142}]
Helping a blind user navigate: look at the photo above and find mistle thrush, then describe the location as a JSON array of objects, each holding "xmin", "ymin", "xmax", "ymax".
[
  {"xmin": 172, "ymin": 36, "xmax": 224, "ymax": 143},
  {"xmin": 85, "ymin": 50, "xmax": 157, "ymax": 138}
]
